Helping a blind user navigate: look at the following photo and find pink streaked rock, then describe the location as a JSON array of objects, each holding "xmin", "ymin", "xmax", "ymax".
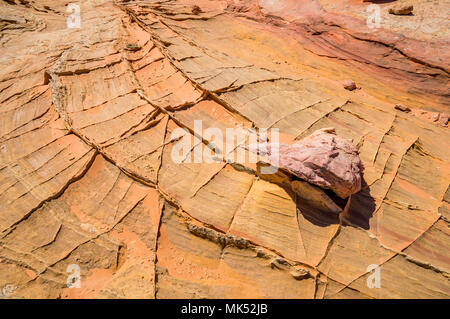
[{"xmin": 251, "ymin": 128, "xmax": 363, "ymax": 198}]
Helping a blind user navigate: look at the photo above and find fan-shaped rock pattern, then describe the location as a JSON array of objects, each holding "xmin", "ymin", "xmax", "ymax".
[{"xmin": 0, "ymin": 0, "xmax": 449, "ymax": 299}]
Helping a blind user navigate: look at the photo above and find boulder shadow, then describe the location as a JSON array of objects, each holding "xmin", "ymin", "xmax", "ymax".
[
  {"xmin": 341, "ymin": 178, "xmax": 377, "ymax": 230},
  {"xmin": 286, "ymin": 175, "xmax": 376, "ymax": 229},
  {"xmin": 256, "ymin": 163, "xmax": 377, "ymax": 230}
]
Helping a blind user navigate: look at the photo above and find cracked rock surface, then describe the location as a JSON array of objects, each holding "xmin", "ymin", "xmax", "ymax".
[{"xmin": 0, "ymin": 0, "xmax": 449, "ymax": 298}]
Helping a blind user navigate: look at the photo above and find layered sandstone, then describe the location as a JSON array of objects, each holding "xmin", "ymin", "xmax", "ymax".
[{"xmin": 0, "ymin": 0, "xmax": 449, "ymax": 299}]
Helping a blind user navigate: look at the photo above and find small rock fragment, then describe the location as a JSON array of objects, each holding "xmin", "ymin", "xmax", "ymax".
[
  {"xmin": 192, "ymin": 5, "xmax": 202, "ymax": 15},
  {"xmin": 410, "ymin": 109, "xmax": 449, "ymax": 127},
  {"xmin": 125, "ymin": 43, "xmax": 141, "ymax": 51},
  {"xmin": 438, "ymin": 113, "xmax": 449, "ymax": 127},
  {"xmin": 429, "ymin": 112, "xmax": 440, "ymax": 122},
  {"xmin": 394, "ymin": 104, "xmax": 411, "ymax": 112},
  {"xmin": 290, "ymin": 268, "xmax": 310, "ymax": 280},
  {"xmin": 389, "ymin": 4, "xmax": 413, "ymax": 15},
  {"xmin": 343, "ymin": 80, "xmax": 357, "ymax": 91},
  {"xmin": 270, "ymin": 258, "xmax": 290, "ymax": 269}
]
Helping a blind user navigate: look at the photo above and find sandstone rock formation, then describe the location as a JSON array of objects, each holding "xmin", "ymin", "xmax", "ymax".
[
  {"xmin": 252, "ymin": 128, "xmax": 363, "ymax": 199},
  {"xmin": 0, "ymin": 0, "xmax": 449, "ymax": 299}
]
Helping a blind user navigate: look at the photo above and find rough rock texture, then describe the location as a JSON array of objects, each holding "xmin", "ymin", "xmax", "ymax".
[
  {"xmin": 254, "ymin": 128, "xmax": 363, "ymax": 199},
  {"xmin": 394, "ymin": 104, "xmax": 411, "ymax": 113},
  {"xmin": 0, "ymin": 0, "xmax": 449, "ymax": 299},
  {"xmin": 410, "ymin": 110, "xmax": 449, "ymax": 128},
  {"xmin": 389, "ymin": 4, "xmax": 414, "ymax": 16},
  {"xmin": 343, "ymin": 80, "xmax": 357, "ymax": 91}
]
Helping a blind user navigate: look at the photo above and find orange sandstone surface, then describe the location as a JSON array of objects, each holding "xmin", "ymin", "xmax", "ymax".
[{"xmin": 0, "ymin": 0, "xmax": 449, "ymax": 298}]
